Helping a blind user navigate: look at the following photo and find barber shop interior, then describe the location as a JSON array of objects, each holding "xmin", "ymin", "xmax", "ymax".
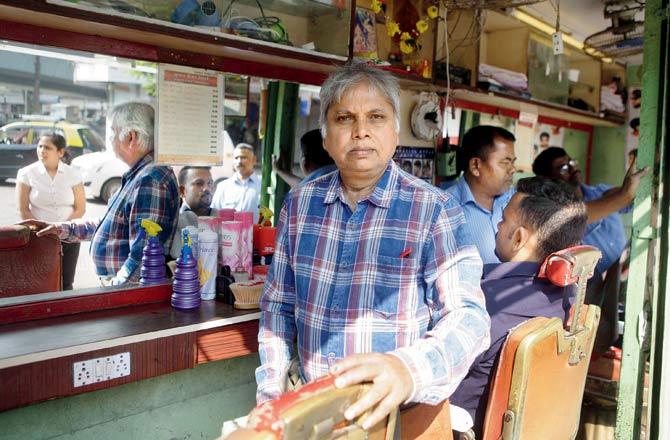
[{"xmin": 0, "ymin": 0, "xmax": 668, "ymax": 439}]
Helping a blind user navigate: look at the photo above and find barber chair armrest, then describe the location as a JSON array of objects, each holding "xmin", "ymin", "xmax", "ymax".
[{"xmin": 0, "ymin": 225, "xmax": 30, "ymax": 249}]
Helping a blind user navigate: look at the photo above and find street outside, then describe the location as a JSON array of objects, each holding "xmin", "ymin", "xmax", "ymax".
[{"xmin": 0, "ymin": 179, "xmax": 108, "ymax": 290}]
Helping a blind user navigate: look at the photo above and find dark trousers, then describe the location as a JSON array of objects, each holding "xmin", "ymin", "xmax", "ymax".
[
  {"xmin": 585, "ymin": 261, "xmax": 621, "ymax": 355},
  {"xmin": 61, "ymin": 241, "xmax": 81, "ymax": 290}
]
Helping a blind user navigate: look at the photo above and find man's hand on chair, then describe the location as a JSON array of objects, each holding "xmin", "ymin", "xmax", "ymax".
[
  {"xmin": 330, "ymin": 353, "xmax": 413, "ymax": 430},
  {"xmin": 17, "ymin": 219, "xmax": 63, "ymax": 238}
]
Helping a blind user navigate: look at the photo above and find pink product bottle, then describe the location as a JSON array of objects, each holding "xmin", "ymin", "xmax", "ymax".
[
  {"xmin": 233, "ymin": 211, "xmax": 254, "ymax": 279},
  {"xmin": 217, "ymin": 208, "xmax": 236, "ymax": 221},
  {"xmin": 220, "ymin": 220, "xmax": 243, "ymax": 271}
]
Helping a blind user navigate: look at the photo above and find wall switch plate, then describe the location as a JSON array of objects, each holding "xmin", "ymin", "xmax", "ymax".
[
  {"xmin": 73, "ymin": 352, "xmax": 131, "ymax": 387},
  {"xmin": 552, "ymin": 32, "xmax": 564, "ymax": 55}
]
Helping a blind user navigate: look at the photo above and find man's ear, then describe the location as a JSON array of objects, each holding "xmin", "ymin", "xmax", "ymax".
[
  {"xmin": 126, "ymin": 130, "xmax": 138, "ymax": 149},
  {"xmin": 469, "ymin": 157, "xmax": 482, "ymax": 177},
  {"xmin": 511, "ymin": 226, "xmax": 531, "ymax": 253},
  {"xmin": 178, "ymin": 185, "xmax": 186, "ymax": 197}
]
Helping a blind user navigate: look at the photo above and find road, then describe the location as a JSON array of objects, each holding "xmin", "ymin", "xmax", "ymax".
[{"xmin": 0, "ymin": 180, "xmax": 109, "ymax": 289}]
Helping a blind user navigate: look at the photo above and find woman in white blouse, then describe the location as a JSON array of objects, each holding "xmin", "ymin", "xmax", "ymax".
[{"xmin": 15, "ymin": 132, "xmax": 86, "ymax": 290}]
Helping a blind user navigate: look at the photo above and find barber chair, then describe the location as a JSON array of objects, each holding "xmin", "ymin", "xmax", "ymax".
[
  {"xmin": 227, "ymin": 246, "xmax": 601, "ymax": 440},
  {"xmin": 225, "ymin": 374, "xmax": 452, "ymax": 440},
  {"xmin": 478, "ymin": 245, "xmax": 601, "ymax": 440},
  {"xmin": 0, "ymin": 225, "xmax": 62, "ymax": 297}
]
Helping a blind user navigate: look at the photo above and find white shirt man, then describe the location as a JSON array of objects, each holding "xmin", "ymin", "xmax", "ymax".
[{"xmin": 211, "ymin": 143, "xmax": 261, "ymax": 220}]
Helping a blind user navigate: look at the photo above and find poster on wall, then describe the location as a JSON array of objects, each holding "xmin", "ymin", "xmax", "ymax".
[
  {"xmin": 155, "ymin": 63, "xmax": 224, "ymax": 165},
  {"xmin": 353, "ymin": 8, "xmax": 378, "ymax": 59},
  {"xmin": 626, "ymin": 87, "xmax": 641, "ymax": 168},
  {"xmin": 394, "ymin": 146, "xmax": 434, "ymax": 183},
  {"xmin": 533, "ymin": 123, "xmax": 565, "ymax": 158}
]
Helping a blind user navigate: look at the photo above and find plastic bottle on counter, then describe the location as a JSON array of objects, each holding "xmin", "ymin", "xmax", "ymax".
[
  {"xmin": 197, "ymin": 229, "xmax": 218, "ymax": 300},
  {"xmin": 139, "ymin": 219, "xmax": 166, "ymax": 286},
  {"xmin": 233, "ymin": 211, "xmax": 254, "ymax": 279},
  {"xmin": 171, "ymin": 229, "xmax": 201, "ymax": 310}
]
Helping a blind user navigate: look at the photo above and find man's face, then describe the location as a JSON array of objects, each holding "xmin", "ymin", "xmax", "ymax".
[
  {"xmin": 540, "ymin": 135, "xmax": 549, "ymax": 148},
  {"xmin": 323, "ymin": 82, "xmax": 399, "ymax": 180},
  {"xmin": 476, "ymin": 137, "xmax": 517, "ymax": 196},
  {"xmin": 233, "ymin": 147, "xmax": 256, "ymax": 179},
  {"xmin": 181, "ymin": 168, "xmax": 213, "ymax": 211},
  {"xmin": 550, "ymin": 155, "xmax": 581, "ymax": 186},
  {"xmin": 106, "ymin": 120, "xmax": 122, "ymax": 157},
  {"xmin": 495, "ymin": 192, "xmax": 525, "ymax": 262}
]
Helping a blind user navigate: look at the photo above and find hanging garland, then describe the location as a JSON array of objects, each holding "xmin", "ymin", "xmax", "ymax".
[{"xmin": 369, "ymin": 0, "xmax": 440, "ymax": 54}]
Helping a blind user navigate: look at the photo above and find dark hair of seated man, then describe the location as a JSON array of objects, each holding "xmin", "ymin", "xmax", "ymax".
[{"xmin": 449, "ymin": 176, "xmax": 587, "ymax": 436}]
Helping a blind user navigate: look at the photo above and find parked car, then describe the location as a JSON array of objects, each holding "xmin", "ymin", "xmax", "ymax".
[
  {"xmin": 71, "ymin": 151, "xmax": 129, "ymax": 203},
  {"xmin": 0, "ymin": 120, "xmax": 105, "ymax": 181},
  {"xmin": 72, "ymin": 152, "xmax": 234, "ymax": 204}
]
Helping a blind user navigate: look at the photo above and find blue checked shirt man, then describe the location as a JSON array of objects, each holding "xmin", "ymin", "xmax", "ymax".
[
  {"xmin": 29, "ymin": 102, "xmax": 179, "ymax": 285},
  {"xmin": 256, "ymin": 62, "xmax": 490, "ymax": 430},
  {"xmin": 447, "ymin": 125, "xmax": 518, "ymax": 265}
]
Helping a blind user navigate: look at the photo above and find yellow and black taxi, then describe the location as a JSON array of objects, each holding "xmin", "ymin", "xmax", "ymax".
[{"xmin": 0, "ymin": 119, "xmax": 104, "ymax": 181}]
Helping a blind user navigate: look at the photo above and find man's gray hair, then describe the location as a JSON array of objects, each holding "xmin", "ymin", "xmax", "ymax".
[
  {"xmin": 235, "ymin": 143, "xmax": 256, "ymax": 155},
  {"xmin": 108, "ymin": 102, "xmax": 154, "ymax": 153},
  {"xmin": 319, "ymin": 61, "xmax": 400, "ymax": 137}
]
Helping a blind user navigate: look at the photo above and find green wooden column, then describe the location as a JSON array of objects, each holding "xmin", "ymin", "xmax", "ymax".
[
  {"xmin": 615, "ymin": 0, "xmax": 669, "ymax": 438},
  {"xmin": 645, "ymin": 2, "xmax": 670, "ymax": 439},
  {"xmin": 259, "ymin": 81, "xmax": 300, "ymax": 224}
]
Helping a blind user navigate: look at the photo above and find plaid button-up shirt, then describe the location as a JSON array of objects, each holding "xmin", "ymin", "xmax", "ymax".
[
  {"xmin": 62, "ymin": 153, "xmax": 179, "ymax": 281},
  {"xmin": 256, "ymin": 161, "xmax": 490, "ymax": 404}
]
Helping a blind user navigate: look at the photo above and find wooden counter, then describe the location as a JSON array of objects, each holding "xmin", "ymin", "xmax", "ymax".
[{"xmin": 0, "ymin": 283, "xmax": 260, "ymax": 412}]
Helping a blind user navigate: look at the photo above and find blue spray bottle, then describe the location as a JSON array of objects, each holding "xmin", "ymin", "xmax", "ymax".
[{"xmin": 171, "ymin": 228, "xmax": 201, "ymax": 310}]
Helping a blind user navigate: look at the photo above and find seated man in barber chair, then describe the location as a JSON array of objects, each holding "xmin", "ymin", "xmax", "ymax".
[{"xmin": 449, "ymin": 176, "xmax": 588, "ymax": 436}]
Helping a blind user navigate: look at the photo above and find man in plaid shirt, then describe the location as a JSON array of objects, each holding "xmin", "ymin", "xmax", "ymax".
[
  {"xmin": 256, "ymin": 62, "xmax": 490, "ymax": 429},
  {"xmin": 27, "ymin": 102, "xmax": 179, "ymax": 285}
]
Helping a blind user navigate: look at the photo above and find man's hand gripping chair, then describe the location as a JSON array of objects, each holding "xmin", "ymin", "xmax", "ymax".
[{"xmin": 227, "ymin": 246, "xmax": 601, "ymax": 440}]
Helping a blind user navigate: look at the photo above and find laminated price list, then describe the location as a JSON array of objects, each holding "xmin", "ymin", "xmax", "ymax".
[{"xmin": 156, "ymin": 63, "xmax": 224, "ymax": 165}]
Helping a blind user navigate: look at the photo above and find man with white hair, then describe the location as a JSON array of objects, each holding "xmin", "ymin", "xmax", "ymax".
[
  {"xmin": 212, "ymin": 142, "xmax": 261, "ymax": 219},
  {"xmin": 256, "ymin": 61, "xmax": 489, "ymax": 429},
  {"xmin": 24, "ymin": 102, "xmax": 179, "ymax": 285}
]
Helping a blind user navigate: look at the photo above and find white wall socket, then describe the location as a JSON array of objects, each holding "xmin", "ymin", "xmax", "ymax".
[{"xmin": 73, "ymin": 352, "xmax": 131, "ymax": 387}]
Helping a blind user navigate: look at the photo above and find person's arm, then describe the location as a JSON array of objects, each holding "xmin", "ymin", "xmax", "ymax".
[
  {"xmin": 15, "ymin": 182, "xmax": 35, "ymax": 220},
  {"xmin": 272, "ymin": 154, "xmax": 301, "ymax": 188},
  {"xmin": 115, "ymin": 172, "xmax": 179, "ymax": 284},
  {"xmin": 585, "ymin": 160, "xmax": 650, "ymax": 223},
  {"xmin": 67, "ymin": 183, "xmax": 86, "ymax": 220},
  {"xmin": 331, "ymin": 197, "xmax": 490, "ymax": 429},
  {"xmin": 19, "ymin": 217, "xmax": 98, "ymax": 243},
  {"xmin": 255, "ymin": 197, "xmax": 297, "ymax": 404}
]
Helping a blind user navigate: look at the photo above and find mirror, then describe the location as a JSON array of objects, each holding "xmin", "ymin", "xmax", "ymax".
[
  {"xmin": 0, "ymin": 41, "xmax": 320, "ymax": 303},
  {"xmin": 0, "ymin": 43, "xmax": 258, "ymax": 296}
]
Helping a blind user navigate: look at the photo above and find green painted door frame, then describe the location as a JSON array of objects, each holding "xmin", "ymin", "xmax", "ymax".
[
  {"xmin": 260, "ymin": 81, "xmax": 300, "ymax": 223},
  {"xmin": 616, "ymin": 0, "xmax": 669, "ymax": 438}
]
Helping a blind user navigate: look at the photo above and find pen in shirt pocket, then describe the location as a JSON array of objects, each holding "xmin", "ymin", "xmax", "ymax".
[{"xmin": 399, "ymin": 248, "xmax": 412, "ymax": 258}]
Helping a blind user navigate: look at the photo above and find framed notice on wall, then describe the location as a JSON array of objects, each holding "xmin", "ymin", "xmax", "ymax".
[{"xmin": 156, "ymin": 63, "xmax": 224, "ymax": 165}]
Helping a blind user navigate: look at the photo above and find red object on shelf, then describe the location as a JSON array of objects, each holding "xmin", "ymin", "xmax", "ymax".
[
  {"xmin": 253, "ymin": 265, "xmax": 269, "ymax": 277},
  {"xmin": 253, "ymin": 224, "xmax": 276, "ymax": 256}
]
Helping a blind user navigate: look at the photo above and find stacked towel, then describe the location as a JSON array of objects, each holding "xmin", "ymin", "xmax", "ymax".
[
  {"xmin": 479, "ymin": 63, "xmax": 528, "ymax": 91},
  {"xmin": 600, "ymin": 85, "xmax": 625, "ymax": 113}
]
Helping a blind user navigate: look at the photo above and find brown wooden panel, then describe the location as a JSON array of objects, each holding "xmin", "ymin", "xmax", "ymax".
[
  {"xmin": 0, "ymin": 283, "xmax": 172, "ymax": 325},
  {"xmin": 196, "ymin": 320, "xmax": 259, "ymax": 364},
  {"xmin": 0, "ymin": 333, "xmax": 195, "ymax": 412}
]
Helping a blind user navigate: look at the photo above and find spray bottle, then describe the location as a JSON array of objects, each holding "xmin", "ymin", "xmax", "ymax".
[
  {"xmin": 171, "ymin": 228, "xmax": 201, "ymax": 310},
  {"xmin": 139, "ymin": 219, "xmax": 166, "ymax": 285}
]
